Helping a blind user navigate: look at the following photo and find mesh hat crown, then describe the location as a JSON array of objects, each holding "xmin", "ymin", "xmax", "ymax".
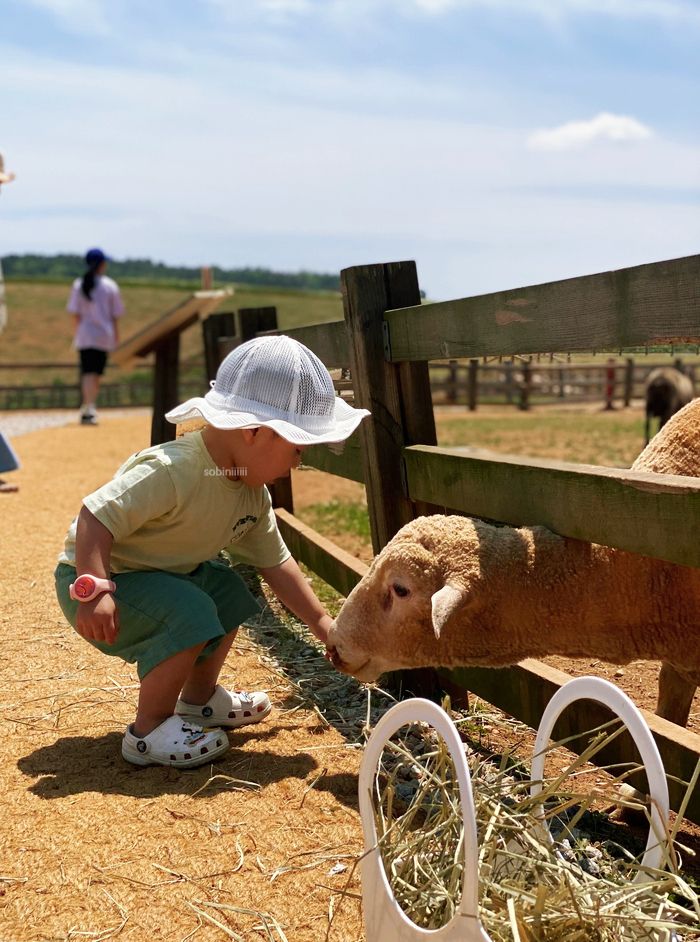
[{"xmin": 165, "ymin": 335, "xmax": 369, "ymax": 445}]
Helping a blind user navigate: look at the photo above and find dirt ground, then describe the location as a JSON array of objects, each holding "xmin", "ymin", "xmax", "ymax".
[
  {"xmin": 2, "ymin": 410, "xmax": 699, "ymax": 941},
  {"xmin": 0, "ymin": 416, "xmax": 366, "ymax": 942}
]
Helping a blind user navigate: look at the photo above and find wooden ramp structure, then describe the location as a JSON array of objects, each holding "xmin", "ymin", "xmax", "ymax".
[{"xmin": 111, "ymin": 289, "xmax": 232, "ymax": 444}]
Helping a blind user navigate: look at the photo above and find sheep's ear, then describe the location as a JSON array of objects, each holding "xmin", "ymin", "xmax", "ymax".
[{"xmin": 431, "ymin": 583, "xmax": 466, "ymax": 640}]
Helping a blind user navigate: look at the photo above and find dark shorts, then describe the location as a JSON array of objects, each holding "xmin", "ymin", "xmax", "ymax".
[
  {"xmin": 55, "ymin": 559, "xmax": 261, "ymax": 679},
  {"xmin": 79, "ymin": 348, "xmax": 108, "ymax": 375}
]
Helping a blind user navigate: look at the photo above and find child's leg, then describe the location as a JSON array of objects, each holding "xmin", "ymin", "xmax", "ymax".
[
  {"xmin": 180, "ymin": 633, "xmax": 236, "ymax": 705},
  {"xmin": 135, "ymin": 640, "xmax": 209, "ymax": 736}
]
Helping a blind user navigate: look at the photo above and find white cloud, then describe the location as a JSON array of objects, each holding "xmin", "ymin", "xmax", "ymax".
[
  {"xmin": 406, "ymin": 0, "xmax": 700, "ymax": 23},
  {"xmin": 203, "ymin": 0, "xmax": 700, "ymax": 24},
  {"xmin": 21, "ymin": 0, "xmax": 112, "ymax": 34},
  {"xmin": 259, "ymin": 0, "xmax": 312, "ymax": 9},
  {"xmin": 528, "ymin": 113, "xmax": 653, "ymax": 151}
]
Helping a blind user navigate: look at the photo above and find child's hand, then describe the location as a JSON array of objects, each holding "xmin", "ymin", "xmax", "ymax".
[{"xmin": 76, "ymin": 593, "xmax": 119, "ymax": 646}]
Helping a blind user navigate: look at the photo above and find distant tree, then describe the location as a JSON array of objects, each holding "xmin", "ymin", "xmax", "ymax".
[{"xmin": 2, "ymin": 254, "xmax": 341, "ymax": 291}]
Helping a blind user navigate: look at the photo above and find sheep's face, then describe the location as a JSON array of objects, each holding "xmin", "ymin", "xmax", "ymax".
[{"xmin": 327, "ymin": 531, "xmax": 464, "ymax": 683}]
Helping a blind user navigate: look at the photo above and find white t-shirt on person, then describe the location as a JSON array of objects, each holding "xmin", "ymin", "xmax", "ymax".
[{"xmin": 67, "ymin": 275, "xmax": 124, "ymax": 351}]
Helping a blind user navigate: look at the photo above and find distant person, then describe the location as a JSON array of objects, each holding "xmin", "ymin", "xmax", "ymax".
[
  {"xmin": 0, "ymin": 148, "xmax": 16, "ymax": 334},
  {"xmin": 0, "ymin": 150, "xmax": 18, "ymax": 493},
  {"xmin": 0, "ymin": 432, "xmax": 20, "ymax": 494},
  {"xmin": 67, "ymin": 248, "xmax": 124, "ymax": 425}
]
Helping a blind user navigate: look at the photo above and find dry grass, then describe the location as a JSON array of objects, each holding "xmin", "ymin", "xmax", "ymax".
[{"xmin": 371, "ymin": 715, "xmax": 700, "ymax": 939}]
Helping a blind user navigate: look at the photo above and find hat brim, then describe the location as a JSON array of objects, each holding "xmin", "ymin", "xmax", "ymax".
[
  {"xmin": 165, "ymin": 395, "xmax": 369, "ymax": 446},
  {"xmin": 0, "ymin": 171, "xmax": 15, "ymax": 184}
]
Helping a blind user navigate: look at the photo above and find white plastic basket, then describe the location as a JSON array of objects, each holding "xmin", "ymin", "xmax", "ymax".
[{"xmin": 358, "ymin": 676, "xmax": 670, "ymax": 941}]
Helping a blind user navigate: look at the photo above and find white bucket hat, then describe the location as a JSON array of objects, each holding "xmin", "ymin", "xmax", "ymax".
[{"xmin": 165, "ymin": 335, "xmax": 370, "ymax": 445}]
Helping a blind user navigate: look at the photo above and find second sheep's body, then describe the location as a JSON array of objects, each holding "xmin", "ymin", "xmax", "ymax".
[{"xmin": 328, "ymin": 398, "xmax": 700, "ymax": 728}]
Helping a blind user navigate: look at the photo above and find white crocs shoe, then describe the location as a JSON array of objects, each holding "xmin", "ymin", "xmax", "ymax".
[
  {"xmin": 122, "ymin": 716, "xmax": 230, "ymax": 768},
  {"xmin": 176, "ymin": 685, "xmax": 272, "ymax": 729}
]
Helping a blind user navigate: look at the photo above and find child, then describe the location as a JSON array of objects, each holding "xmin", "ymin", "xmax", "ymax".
[{"xmin": 55, "ymin": 336, "xmax": 369, "ymax": 768}]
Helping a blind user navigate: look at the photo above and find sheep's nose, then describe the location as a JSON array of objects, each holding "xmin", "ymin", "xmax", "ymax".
[{"xmin": 325, "ymin": 646, "xmax": 346, "ymax": 670}]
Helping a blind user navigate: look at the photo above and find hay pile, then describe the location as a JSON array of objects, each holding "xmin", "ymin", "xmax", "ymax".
[{"xmin": 371, "ymin": 713, "xmax": 700, "ymax": 940}]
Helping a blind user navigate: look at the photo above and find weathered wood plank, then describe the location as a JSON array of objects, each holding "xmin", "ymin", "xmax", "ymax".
[
  {"xmin": 275, "ymin": 508, "xmax": 367, "ymax": 597},
  {"xmin": 276, "ymin": 320, "xmax": 350, "ymax": 368},
  {"xmin": 112, "ymin": 290, "xmax": 232, "ymax": 366},
  {"xmin": 385, "ymin": 254, "xmax": 700, "ymax": 361},
  {"xmin": 341, "ymin": 263, "xmax": 418, "ymax": 552},
  {"xmin": 150, "ymin": 333, "xmax": 180, "ymax": 445},
  {"xmin": 302, "ymin": 432, "xmax": 365, "ymax": 483},
  {"xmin": 441, "ymin": 660, "xmax": 700, "ymax": 823},
  {"xmin": 342, "ymin": 261, "xmax": 438, "ymax": 553},
  {"xmin": 201, "ymin": 310, "xmax": 235, "ymax": 380},
  {"xmin": 404, "ymin": 444, "xmax": 700, "ymax": 567}
]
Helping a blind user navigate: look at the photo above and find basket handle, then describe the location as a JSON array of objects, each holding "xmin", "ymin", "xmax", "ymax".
[
  {"xmin": 359, "ymin": 698, "xmax": 491, "ymax": 938},
  {"xmin": 530, "ymin": 676, "xmax": 670, "ymax": 880}
]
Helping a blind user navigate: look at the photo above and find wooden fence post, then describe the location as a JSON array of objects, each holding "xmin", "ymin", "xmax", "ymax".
[
  {"xmin": 341, "ymin": 260, "xmax": 443, "ymax": 701},
  {"xmin": 558, "ymin": 367, "xmax": 566, "ymax": 399},
  {"xmin": 341, "ymin": 261, "xmax": 438, "ymax": 553},
  {"xmin": 150, "ymin": 333, "xmax": 180, "ymax": 445},
  {"xmin": 604, "ymin": 357, "xmax": 616, "ymax": 410},
  {"xmin": 446, "ymin": 360, "xmax": 458, "ymax": 404},
  {"xmin": 519, "ymin": 360, "xmax": 531, "ymax": 411},
  {"xmin": 504, "ymin": 360, "xmax": 514, "ymax": 405},
  {"xmin": 202, "ymin": 311, "xmax": 236, "ymax": 381},
  {"xmin": 467, "ymin": 359, "xmax": 479, "ymax": 411},
  {"xmin": 623, "ymin": 358, "xmax": 634, "ymax": 407}
]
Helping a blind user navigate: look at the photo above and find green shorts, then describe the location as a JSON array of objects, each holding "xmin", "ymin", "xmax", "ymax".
[{"xmin": 55, "ymin": 559, "xmax": 261, "ymax": 679}]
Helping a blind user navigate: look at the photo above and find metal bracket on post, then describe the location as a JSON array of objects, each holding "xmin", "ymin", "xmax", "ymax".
[{"xmin": 382, "ymin": 320, "xmax": 393, "ymax": 361}]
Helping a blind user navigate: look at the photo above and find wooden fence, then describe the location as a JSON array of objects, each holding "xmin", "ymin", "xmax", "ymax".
[
  {"xmin": 431, "ymin": 358, "xmax": 696, "ymax": 410},
  {"xmin": 0, "ymin": 378, "xmax": 204, "ymax": 411},
  {"xmin": 232, "ymin": 253, "xmax": 700, "ymax": 824},
  {"xmin": 2, "ymin": 354, "xmax": 693, "ymax": 413}
]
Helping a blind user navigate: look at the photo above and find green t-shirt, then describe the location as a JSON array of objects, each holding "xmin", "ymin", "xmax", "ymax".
[{"xmin": 59, "ymin": 431, "xmax": 290, "ymax": 574}]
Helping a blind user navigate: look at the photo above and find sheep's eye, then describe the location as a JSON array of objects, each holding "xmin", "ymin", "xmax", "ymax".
[{"xmin": 392, "ymin": 582, "xmax": 410, "ymax": 599}]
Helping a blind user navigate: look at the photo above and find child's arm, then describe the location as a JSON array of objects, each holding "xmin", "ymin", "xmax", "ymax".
[
  {"xmin": 259, "ymin": 557, "xmax": 333, "ymax": 646},
  {"xmin": 74, "ymin": 506, "xmax": 120, "ymax": 645}
]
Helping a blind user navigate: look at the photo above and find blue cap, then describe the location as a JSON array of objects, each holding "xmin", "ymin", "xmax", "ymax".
[{"xmin": 85, "ymin": 247, "xmax": 108, "ymax": 267}]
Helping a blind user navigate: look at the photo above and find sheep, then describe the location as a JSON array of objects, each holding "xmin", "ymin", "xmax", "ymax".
[
  {"xmin": 644, "ymin": 366, "xmax": 694, "ymax": 445},
  {"xmin": 327, "ymin": 398, "xmax": 700, "ymax": 728}
]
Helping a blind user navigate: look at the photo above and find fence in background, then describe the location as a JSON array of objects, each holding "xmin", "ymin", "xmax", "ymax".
[
  {"xmin": 2, "ymin": 355, "xmax": 693, "ymax": 412},
  {"xmin": 431, "ymin": 357, "xmax": 695, "ymax": 409}
]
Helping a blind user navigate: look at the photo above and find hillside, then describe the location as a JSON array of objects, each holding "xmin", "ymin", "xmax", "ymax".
[
  {"xmin": 2, "ymin": 254, "xmax": 341, "ymax": 292},
  {"xmin": 0, "ymin": 280, "xmax": 343, "ymax": 386}
]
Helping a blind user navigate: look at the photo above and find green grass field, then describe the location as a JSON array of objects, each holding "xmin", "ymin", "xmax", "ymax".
[{"xmin": 0, "ymin": 279, "xmax": 343, "ymax": 385}]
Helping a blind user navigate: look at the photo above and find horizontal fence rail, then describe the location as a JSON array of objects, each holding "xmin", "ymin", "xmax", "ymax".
[
  {"xmin": 0, "ymin": 380, "xmax": 204, "ymax": 411},
  {"xmin": 404, "ymin": 444, "xmax": 700, "ymax": 567},
  {"xmin": 384, "ymin": 254, "xmax": 700, "ymax": 361},
  {"xmin": 275, "ymin": 320, "xmax": 350, "ymax": 369},
  {"xmin": 301, "ymin": 433, "xmax": 365, "ymax": 483},
  {"xmin": 442, "ymin": 659, "xmax": 700, "ymax": 823}
]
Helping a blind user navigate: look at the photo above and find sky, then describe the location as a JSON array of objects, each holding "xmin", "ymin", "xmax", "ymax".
[{"xmin": 1, "ymin": 0, "xmax": 699, "ymax": 299}]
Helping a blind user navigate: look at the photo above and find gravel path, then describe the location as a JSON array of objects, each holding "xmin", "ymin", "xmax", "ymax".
[{"xmin": 0, "ymin": 407, "xmax": 150, "ymax": 438}]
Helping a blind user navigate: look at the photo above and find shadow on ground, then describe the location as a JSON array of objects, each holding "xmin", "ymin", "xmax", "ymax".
[{"xmin": 18, "ymin": 726, "xmax": 317, "ymax": 800}]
